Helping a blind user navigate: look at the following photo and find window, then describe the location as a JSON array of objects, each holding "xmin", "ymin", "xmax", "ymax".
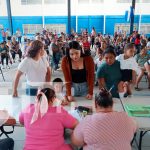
[
  {"xmin": 45, "ymin": 24, "xmax": 66, "ymax": 33},
  {"xmin": 44, "ymin": 0, "xmax": 66, "ymax": 4},
  {"xmin": 139, "ymin": 24, "xmax": 150, "ymax": 34},
  {"xmin": 23, "ymin": 24, "xmax": 43, "ymax": 34},
  {"xmin": 23, "ymin": 24, "xmax": 66, "ymax": 34},
  {"xmin": 0, "ymin": 24, "xmax": 3, "ymax": 29},
  {"xmin": 78, "ymin": 0, "xmax": 90, "ymax": 4},
  {"xmin": 114, "ymin": 23, "xmax": 138, "ymax": 33},
  {"xmin": 92, "ymin": 0, "xmax": 104, "ymax": 3},
  {"xmin": 21, "ymin": 0, "xmax": 42, "ymax": 5}
]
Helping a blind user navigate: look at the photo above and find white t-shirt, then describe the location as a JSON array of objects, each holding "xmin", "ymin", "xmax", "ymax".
[
  {"xmin": 0, "ymin": 110, "xmax": 9, "ymax": 126},
  {"xmin": 94, "ymin": 58, "xmax": 103, "ymax": 68},
  {"xmin": 18, "ymin": 57, "xmax": 49, "ymax": 86},
  {"xmin": 147, "ymin": 41, "xmax": 150, "ymax": 48},
  {"xmin": 116, "ymin": 54, "xmax": 140, "ymax": 74}
]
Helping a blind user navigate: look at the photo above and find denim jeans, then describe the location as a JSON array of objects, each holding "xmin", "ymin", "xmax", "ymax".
[
  {"xmin": 26, "ymin": 84, "xmax": 38, "ymax": 96},
  {"xmin": 72, "ymin": 82, "xmax": 88, "ymax": 97},
  {"xmin": 0, "ymin": 138, "xmax": 14, "ymax": 150},
  {"xmin": 52, "ymin": 52, "xmax": 61, "ymax": 70}
]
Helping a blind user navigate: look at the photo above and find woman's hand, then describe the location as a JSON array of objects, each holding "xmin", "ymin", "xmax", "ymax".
[
  {"xmin": 86, "ymin": 94, "xmax": 93, "ymax": 100},
  {"xmin": 13, "ymin": 90, "xmax": 18, "ymax": 97},
  {"xmin": 67, "ymin": 96, "xmax": 75, "ymax": 102}
]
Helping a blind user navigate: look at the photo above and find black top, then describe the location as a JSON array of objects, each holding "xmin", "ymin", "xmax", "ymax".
[
  {"xmin": 70, "ymin": 59, "xmax": 87, "ymax": 83},
  {"xmin": 121, "ymin": 69, "xmax": 132, "ymax": 82}
]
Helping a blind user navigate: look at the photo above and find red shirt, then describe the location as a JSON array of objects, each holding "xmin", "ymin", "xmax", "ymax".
[{"xmin": 83, "ymin": 41, "xmax": 90, "ymax": 50}]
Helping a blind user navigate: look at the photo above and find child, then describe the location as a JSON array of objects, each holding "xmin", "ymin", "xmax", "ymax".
[
  {"xmin": 116, "ymin": 43, "xmax": 140, "ymax": 97},
  {"xmin": 53, "ymin": 78, "xmax": 69, "ymax": 105},
  {"xmin": 94, "ymin": 50, "xmax": 103, "ymax": 86}
]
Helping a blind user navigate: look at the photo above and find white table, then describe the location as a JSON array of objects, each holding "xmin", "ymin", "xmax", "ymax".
[
  {"xmin": 0, "ymin": 95, "xmax": 35, "ymax": 123},
  {"xmin": 0, "ymin": 95, "xmax": 123, "ymax": 122},
  {"xmin": 121, "ymin": 96, "xmax": 150, "ymax": 150}
]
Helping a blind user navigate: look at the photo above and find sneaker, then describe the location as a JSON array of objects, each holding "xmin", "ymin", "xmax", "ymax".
[
  {"xmin": 134, "ymin": 87, "xmax": 141, "ymax": 91},
  {"xmin": 2, "ymin": 66, "xmax": 5, "ymax": 69},
  {"xmin": 124, "ymin": 93, "xmax": 128, "ymax": 98}
]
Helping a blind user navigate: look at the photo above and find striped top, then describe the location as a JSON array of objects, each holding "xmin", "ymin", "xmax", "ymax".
[{"xmin": 73, "ymin": 111, "xmax": 137, "ymax": 150}]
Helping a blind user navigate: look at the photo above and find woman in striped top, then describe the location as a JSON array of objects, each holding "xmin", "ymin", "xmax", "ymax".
[{"xmin": 71, "ymin": 88, "xmax": 137, "ymax": 150}]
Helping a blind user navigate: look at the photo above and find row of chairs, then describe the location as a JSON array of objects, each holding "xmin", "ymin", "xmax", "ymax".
[{"xmin": 0, "ymin": 67, "xmax": 5, "ymax": 81}]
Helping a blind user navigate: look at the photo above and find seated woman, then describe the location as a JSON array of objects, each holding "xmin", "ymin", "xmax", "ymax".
[
  {"xmin": 10, "ymin": 36, "xmax": 22, "ymax": 62},
  {"xmin": 61, "ymin": 41, "xmax": 95, "ymax": 102},
  {"xmin": 71, "ymin": 88, "xmax": 137, "ymax": 150},
  {"xmin": 135, "ymin": 45, "xmax": 150, "ymax": 90},
  {"xmin": 19, "ymin": 87, "xmax": 78, "ymax": 150},
  {"xmin": 96, "ymin": 46, "xmax": 123, "ymax": 98}
]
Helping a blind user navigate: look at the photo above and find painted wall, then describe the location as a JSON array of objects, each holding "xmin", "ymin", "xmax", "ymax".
[
  {"xmin": 0, "ymin": 0, "xmax": 150, "ymax": 40},
  {"xmin": 0, "ymin": 15, "xmax": 149, "ymax": 35}
]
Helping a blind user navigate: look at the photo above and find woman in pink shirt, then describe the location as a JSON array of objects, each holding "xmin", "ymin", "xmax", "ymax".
[
  {"xmin": 19, "ymin": 87, "xmax": 78, "ymax": 150},
  {"xmin": 71, "ymin": 88, "xmax": 137, "ymax": 150}
]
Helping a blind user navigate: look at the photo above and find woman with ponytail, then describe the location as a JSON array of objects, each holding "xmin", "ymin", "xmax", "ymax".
[
  {"xmin": 71, "ymin": 88, "xmax": 137, "ymax": 150},
  {"xmin": 13, "ymin": 40, "xmax": 51, "ymax": 97},
  {"xmin": 19, "ymin": 87, "xmax": 78, "ymax": 150}
]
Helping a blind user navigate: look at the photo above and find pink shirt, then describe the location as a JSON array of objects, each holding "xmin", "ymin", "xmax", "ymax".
[
  {"xmin": 19, "ymin": 104, "xmax": 76, "ymax": 150},
  {"xmin": 73, "ymin": 112, "xmax": 137, "ymax": 150}
]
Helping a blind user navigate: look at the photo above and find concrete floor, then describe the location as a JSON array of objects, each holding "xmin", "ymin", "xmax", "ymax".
[{"xmin": 0, "ymin": 60, "xmax": 150, "ymax": 150}]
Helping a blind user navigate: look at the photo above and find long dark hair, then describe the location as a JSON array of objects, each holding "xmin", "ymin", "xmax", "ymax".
[
  {"xmin": 27, "ymin": 40, "xmax": 44, "ymax": 58},
  {"xmin": 37, "ymin": 88, "xmax": 56, "ymax": 103},
  {"xmin": 103, "ymin": 46, "xmax": 116, "ymax": 57},
  {"xmin": 95, "ymin": 88, "xmax": 113, "ymax": 108},
  {"xmin": 66, "ymin": 41, "xmax": 83, "ymax": 58}
]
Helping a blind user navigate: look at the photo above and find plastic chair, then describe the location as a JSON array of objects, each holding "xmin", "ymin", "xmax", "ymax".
[{"xmin": 0, "ymin": 67, "xmax": 5, "ymax": 81}]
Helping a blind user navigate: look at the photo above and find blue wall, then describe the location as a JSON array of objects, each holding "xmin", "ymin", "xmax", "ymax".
[{"xmin": 0, "ymin": 15, "xmax": 150, "ymax": 41}]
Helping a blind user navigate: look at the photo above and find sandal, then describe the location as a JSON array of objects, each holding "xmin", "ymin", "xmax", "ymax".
[{"xmin": 134, "ymin": 87, "xmax": 141, "ymax": 91}]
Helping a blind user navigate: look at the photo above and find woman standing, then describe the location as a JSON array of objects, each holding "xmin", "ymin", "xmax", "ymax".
[
  {"xmin": 61, "ymin": 41, "xmax": 94, "ymax": 102},
  {"xmin": 13, "ymin": 40, "xmax": 51, "ymax": 97}
]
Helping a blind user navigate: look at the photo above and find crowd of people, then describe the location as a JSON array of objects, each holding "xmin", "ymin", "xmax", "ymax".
[{"xmin": 0, "ymin": 27, "xmax": 150, "ymax": 149}]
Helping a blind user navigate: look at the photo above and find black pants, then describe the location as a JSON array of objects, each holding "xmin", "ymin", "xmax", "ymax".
[
  {"xmin": 1, "ymin": 54, "xmax": 9, "ymax": 65},
  {"xmin": 18, "ymin": 37, "xmax": 22, "ymax": 43},
  {"xmin": 0, "ymin": 138, "xmax": 14, "ymax": 150},
  {"xmin": 11, "ymin": 50, "xmax": 22, "ymax": 60}
]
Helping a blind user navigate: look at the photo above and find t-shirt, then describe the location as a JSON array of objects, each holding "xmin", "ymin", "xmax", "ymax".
[
  {"xmin": 116, "ymin": 54, "xmax": 140, "ymax": 74},
  {"xmin": 73, "ymin": 112, "xmax": 137, "ymax": 150},
  {"xmin": 19, "ymin": 104, "xmax": 76, "ymax": 150},
  {"xmin": 94, "ymin": 58, "xmax": 103, "ymax": 69},
  {"xmin": 18, "ymin": 57, "xmax": 49, "ymax": 86},
  {"xmin": 96, "ymin": 60, "xmax": 122, "ymax": 97},
  {"xmin": 135, "ymin": 54, "xmax": 150, "ymax": 67},
  {"xmin": 0, "ymin": 110, "xmax": 9, "ymax": 126}
]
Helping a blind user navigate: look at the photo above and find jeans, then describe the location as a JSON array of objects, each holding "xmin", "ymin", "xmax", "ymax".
[
  {"xmin": 18, "ymin": 37, "xmax": 22, "ymax": 43},
  {"xmin": 72, "ymin": 82, "xmax": 88, "ymax": 97},
  {"xmin": 26, "ymin": 84, "xmax": 38, "ymax": 96},
  {"xmin": 52, "ymin": 52, "xmax": 61, "ymax": 70},
  {"xmin": 0, "ymin": 138, "xmax": 14, "ymax": 150}
]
